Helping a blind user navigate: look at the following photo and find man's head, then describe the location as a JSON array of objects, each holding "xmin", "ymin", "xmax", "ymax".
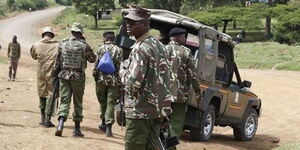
[
  {"xmin": 103, "ymin": 31, "xmax": 115, "ymax": 42},
  {"xmin": 169, "ymin": 27, "xmax": 187, "ymax": 45},
  {"xmin": 42, "ymin": 27, "xmax": 55, "ymax": 39},
  {"xmin": 12, "ymin": 35, "xmax": 17, "ymax": 43},
  {"xmin": 70, "ymin": 22, "xmax": 84, "ymax": 38},
  {"xmin": 124, "ymin": 6, "xmax": 151, "ymax": 38}
]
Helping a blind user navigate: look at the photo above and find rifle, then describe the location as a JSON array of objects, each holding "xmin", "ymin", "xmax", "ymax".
[
  {"xmin": 50, "ymin": 78, "xmax": 59, "ymax": 117},
  {"xmin": 116, "ymin": 90, "xmax": 126, "ymax": 127},
  {"xmin": 157, "ymin": 117, "xmax": 180, "ymax": 150},
  {"xmin": 50, "ymin": 50, "xmax": 61, "ymax": 117}
]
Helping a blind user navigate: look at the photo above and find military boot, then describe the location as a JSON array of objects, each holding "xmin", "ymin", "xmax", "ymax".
[
  {"xmin": 39, "ymin": 109, "xmax": 45, "ymax": 126},
  {"xmin": 98, "ymin": 118, "xmax": 106, "ymax": 132},
  {"xmin": 44, "ymin": 115, "xmax": 55, "ymax": 128},
  {"xmin": 106, "ymin": 123, "xmax": 113, "ymax": 137},
  {"xmin": 55, "ymin": 117, "xmax": 64, "ymax": 136},
  {"xmin": 73, "ymin": 122, "xmax": 84, "ymax": 137}
]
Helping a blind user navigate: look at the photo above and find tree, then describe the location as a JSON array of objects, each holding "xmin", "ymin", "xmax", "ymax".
[
  {"xmin": 72, "ymin": 0, "xmax": 115, "ymax": 28},
  {"xmin": 273, "ymin": 5, "xmax": 300, "ymax": 44},
  {"xmin": 6, "ymin": 0, "xmax": 15, "ymax": 10}
]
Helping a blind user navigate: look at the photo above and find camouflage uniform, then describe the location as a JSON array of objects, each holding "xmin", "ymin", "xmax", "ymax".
[
  {"xmin": 30, "ymin": 36, "xmax": 59, "ymax": 120},
  {"xmin": 53, "ymin": 36, "xmax": 96, "ymax": 123},
  {"xmin": 7, "ymin": 41, "xmax": 21, "ymax": 80},
  {"xmin": 94, "ymin": 41, "xmax": 123, "ymax": 125},
  {"xmin": 121, "ymin": 32, "xmax": 172, "ymax": 150},
  {"xmin": 166, "ymin": 41, "xmax": 200, "ymax": 141}
]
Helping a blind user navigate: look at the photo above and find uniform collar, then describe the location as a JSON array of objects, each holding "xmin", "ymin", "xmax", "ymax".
[
  {"xmin": 169, "ymin": 40, "xmax": 181, "ymax": 46},
  {"xmin": 135, "ymin": 32, "xmax": 151, "ymax": 43},
  {"xmin": 104, "ymin": 41, "xmax": 113, "ymax": 44},
  {"xmin": 131, "ymin": 32, "xmax": 151, "ymax": 49}
]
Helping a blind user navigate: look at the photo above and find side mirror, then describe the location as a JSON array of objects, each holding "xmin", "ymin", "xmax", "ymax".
[{"xmin": 242, "ymin": 80, "xmax": 252, "ymax": 88}]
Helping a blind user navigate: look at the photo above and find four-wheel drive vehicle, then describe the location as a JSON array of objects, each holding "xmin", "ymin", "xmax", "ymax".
[{"xmin": 115, "ymin": 9, "xmax": 262, "ymax": 142}]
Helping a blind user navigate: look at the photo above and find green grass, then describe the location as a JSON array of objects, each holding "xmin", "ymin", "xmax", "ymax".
[
  {"xmin": 52, "ymin": 8, "xmax": 121, "ymax": 50},
  {"xmin": 235, "ymin": 42, "xmax": 300, "ymax": 71},
  {"xmin": 274, "ymin": 143, "xmax": 300, "ymax": 150}
]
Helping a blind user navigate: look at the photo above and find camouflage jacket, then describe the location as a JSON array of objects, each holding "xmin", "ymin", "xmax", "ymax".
[
  {"xmin": 94, "ymin": 41, "xmax": 123, "ymax": 86},
  {"xmin": 166, "ymin": 41, "xmax": 200, "ymax": 103},
  {"xmin": 121, "ymin": 32, "xmax": 172, "ymax": 119},
  {"xmin": 52, "ymin": 36, "xmax": 96, "ymax": 81},
  {"xmin": 7, "ymin": 42, "xmax": 21, "ymax": 59}
]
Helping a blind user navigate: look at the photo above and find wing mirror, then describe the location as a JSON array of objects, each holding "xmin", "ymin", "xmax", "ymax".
[{"xmin": 242, "ymin": 80, "xmax": 252, "ymax": 88}]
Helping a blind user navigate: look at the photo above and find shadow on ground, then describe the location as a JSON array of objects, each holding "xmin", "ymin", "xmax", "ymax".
[{"xmin": 181, "ymin": 131, "xmax": 280, "ymax": 150}]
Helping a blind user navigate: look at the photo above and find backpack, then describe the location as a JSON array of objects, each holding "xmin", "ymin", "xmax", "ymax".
[{"xmin": 96, "ymin": 47, "xmax": 116, "ymax": 74}]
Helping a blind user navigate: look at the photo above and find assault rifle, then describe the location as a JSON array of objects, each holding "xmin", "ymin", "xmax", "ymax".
[{"xmin": 51, "ymin": 78, "xmax": 59, "ymax": 117}]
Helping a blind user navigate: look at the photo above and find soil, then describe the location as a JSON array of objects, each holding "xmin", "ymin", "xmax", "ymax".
[{"xmin": 1, "ymin": 7, "xmax": 300, "ymax": 150}]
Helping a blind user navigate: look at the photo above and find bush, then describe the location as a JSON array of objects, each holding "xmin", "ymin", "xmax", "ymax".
[
  {"xmin": 15, "ymin": 0, "xmax": 48, "ymax": 10},
  {"xmin": 55, "ymin": 0, "xmax": 72, "ymax": 6},
  {"xmin": 273, "ymin": 6, "xmax": 300, "ymax": 44}
]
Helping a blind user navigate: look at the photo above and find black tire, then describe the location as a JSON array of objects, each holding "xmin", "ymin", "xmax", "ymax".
[
  {"xmin": 233, "ymin": 108, "xmax": 258, "ymax": 141},
  {"xmin": 190, "ymin": 105, "xmax": 215, "ymax": 142}
]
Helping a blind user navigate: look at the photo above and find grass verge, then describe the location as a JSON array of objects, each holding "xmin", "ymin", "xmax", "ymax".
[
  {"xmin": 52, "ymin": 7, "xmax": 120, "ymax": 50},
  {"xmin": 235, "ymin": 42, "xmax": 300, "ymax": 71},
  {"xmin": 274, "ymin": 143, "xmax": 300, "ymax": 150}
]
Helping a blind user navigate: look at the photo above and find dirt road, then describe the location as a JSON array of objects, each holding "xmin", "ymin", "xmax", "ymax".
[{"xmin": 1, "ymin": 7, "xmax": 300, "ymax": 150}]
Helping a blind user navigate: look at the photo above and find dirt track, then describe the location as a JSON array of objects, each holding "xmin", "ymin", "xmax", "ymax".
[{"xmin": 1, "ymin": 7, "xmax": 300, "ymax": 150}]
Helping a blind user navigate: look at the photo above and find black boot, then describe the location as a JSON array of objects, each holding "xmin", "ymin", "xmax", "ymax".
[
  {"xmin": 39, "ymin": 109, "xmax": 45, "ymax": 126},
  {"xmin": 73, "ymin": 122, "xmax": 84, "ymax": 137},
  {"xmin": 98, "ymin": 117, "xmax": 106, "ymax": 132},
  {"xmin": 106, "ymin": 123, "xmax": 112, "ymax": 137},
  {"xmin": 44, "ymin": 115, "xmax": 55, "ymax": 128},
  {"xmin": 55, "ymin": 117, "xmax": 64, "ymax": 136}
]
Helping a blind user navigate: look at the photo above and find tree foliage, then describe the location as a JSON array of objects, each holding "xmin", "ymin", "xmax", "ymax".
[
  {"xmin": 273, "ymin": 5, "xmax": 300, "ymax": 44},
  {"xmin": 55, "ymin": 0, "xmax": 72, "ymax": 6},
  {"xmin": 72, "ymin": 0, "xmax": 115, "ymax": 28}
]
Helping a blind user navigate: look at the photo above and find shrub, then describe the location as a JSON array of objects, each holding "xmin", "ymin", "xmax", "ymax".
[
  {"xmin": 273, "ymin": 6, "xmax": 300, "ymax": 44},
  {"xmin": 55, "ymin": 0, "xmax": 72, "ymax": 6}
]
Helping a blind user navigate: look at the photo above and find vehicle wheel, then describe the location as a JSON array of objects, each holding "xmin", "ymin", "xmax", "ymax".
[
  {"xmin": 190, "ymin": 105, "xmax": 215, "ymax": 141},
  {"xmin": 233, "ymin": 108, "xmax": 258, "ymax": 141}
]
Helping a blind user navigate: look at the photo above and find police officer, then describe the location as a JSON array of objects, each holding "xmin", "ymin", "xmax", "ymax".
[
  {"xmin": 53, "ymin": 22, "xmax": 96, "ymax": 137},
  {"xmin": 120, "ymin": 6, "xmax": 172, "ymax": 150},
  {"xmin": 93, "ymin": 31, "xmax": 122, "ymax": 137},
  {"xmin": 166, "ymin": 27, "xmax": 201, "ymax": 149},
  {"xmin": 30, "ymin": 27, "xmax": 59, "ymax": 127},
  {"xmin": 7, "ymin": 35, "xmax": 21, "ymax": 81}
]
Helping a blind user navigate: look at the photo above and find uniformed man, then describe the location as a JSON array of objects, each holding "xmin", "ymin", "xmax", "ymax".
[
  {"xmin": 30, "ymin": 27, "xmax": 59, "ymax": 127},
  {"xmin": 166, "ymin": 27, "xmax": 201, "ymax": 149},
  {"xmin": 120, "ymin": 6, "xmax": 172, "ymax": 150},
  {"xmin": 93, "ymin": 31, "xmax": 123, "ymax": 137},
  {"xmin": 52, "ymin": 22, "xmax": 97, "ymax": 137},
  {"xmin": 7, "ymin": 35, "xmax": 21, "ymax": 81}
]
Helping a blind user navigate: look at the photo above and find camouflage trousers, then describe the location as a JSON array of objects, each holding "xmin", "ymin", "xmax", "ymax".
[
  {"xmin": 57, "ymin": 79, "xmax": 85, "ymax": 122},
  {"xmin": 39, "ymin": 97, "xmax": 54, "ymax": 116},
  {"xmin": 125, "ymin": 118, "xmax": 162, "ymax": 150},
  {"xmin": 8, "ymin": 58, "xmax": 19, "ymax": 79},
  {"xmin": 169, "ymin": 102, "xmax": 187, "ymax": 150},
  {"xmin": 95, "ymin": 82, "xmax": 120, "ymax": 124}
]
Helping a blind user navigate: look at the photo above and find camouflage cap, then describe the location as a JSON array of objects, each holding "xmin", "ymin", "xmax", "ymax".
[
  {"xmin": 71, "ymin": 22, "xmax": 84, "ymax": 33},
  {"xmin": 42, "ymin": 26, "xmax": 54, "ymax": 36},
  {"xmin": 124, "ymin": 6, "xmax": 151, "ymax": 21}
]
